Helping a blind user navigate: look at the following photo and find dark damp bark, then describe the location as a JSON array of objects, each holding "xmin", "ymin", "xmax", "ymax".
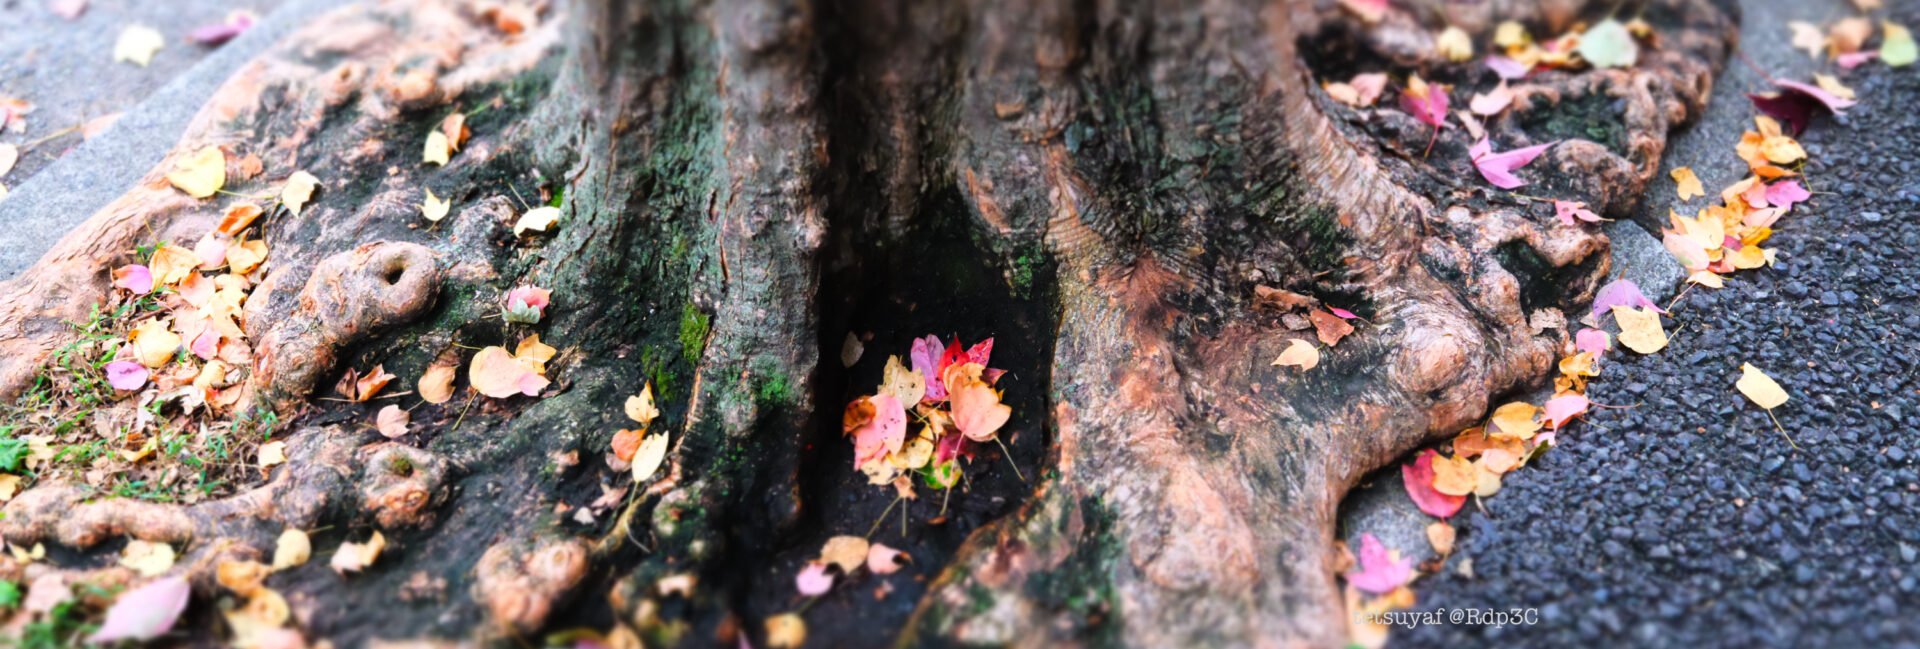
[{"xmin": 0, "ymin": 0, "xmax": 1733, "ymax": 647}]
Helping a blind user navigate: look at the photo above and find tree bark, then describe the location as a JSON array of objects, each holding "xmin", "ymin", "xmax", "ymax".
[{"xmin": 0, "ymin": 0, "xmax": 1732, "ymax": 647}]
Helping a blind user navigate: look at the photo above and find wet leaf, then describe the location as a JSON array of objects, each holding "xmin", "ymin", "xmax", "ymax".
[
  {"xmin": 1612, "ymin": 305, "xmax": 1668, "ymax": 354},
  {"xmin": 1345, "ymin": 533, "xmax": 1413, "ymax": 594},
  {"xmin": 281, "ymin": 171, "xmax": 319, "ymax": 216},
  {"xmin": 272, "ymin": 528, "xmax": 311, "ymax": 571},
  {"xmin": 1736, "ymin": 363, "xmax": 1788, "ymax": 410},
  {"xmin": 113, "ymin": 25, "xmax": 165, "ymax": 66},
  {"xmin": 166, "ymin": 146, "xmax": 225, "ymax": 198},
  {"xmin": 1271, "ymin": 338, "xmax": 1319, "ymax": 371},
  {"xmin": 1764, "ymin": 179, "xmax": 1810, "ymax": 211},
  {"xmin": 1590, "ymin": 279, "xmax": 1662, "ymax": 320},
  {"xmin": 1554, "ymin": 200, "xmax": 1599, "ymax": 226},
  {"xmin": 417, "ymin": 356, "xmax": 458, "ymax": 404},
  {"xmin": 88, "ymin": 576, "xmax": 189, "ymax": 643},
  {"xmin": 848, "ymin": 394, "xmax": 906, "ymax": 466}
]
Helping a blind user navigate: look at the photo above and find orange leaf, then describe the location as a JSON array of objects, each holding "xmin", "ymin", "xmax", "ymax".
[{"xmin": 949, "ymin": 380, "xmax": 1010, "ymax": 442}]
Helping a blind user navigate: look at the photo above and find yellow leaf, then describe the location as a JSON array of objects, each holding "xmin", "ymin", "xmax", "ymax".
[
  {"xmin": 119, "ymin": 540, "xmax": 176, "ymax": 577},
  {"xmin": 625, "ymin": 383, "xmax": 660, "ymax": 425},
  {"xmin": 271, "ymin": 528, "xmax": 311, "ymax": 571},
  {"xmin": 1487, "ymin": 401, "xmax": 1540, "ymax": 440},
  {"xmin": 1787, "ymin": 21, "xmax": 1825, "ymax": 59},
  {"xmin": 1612, "ymin": 305, "xmax": 1668, "ymax": 354},
  {"xmin": 166, "ymin": 146, "xmax": 225, "ymax": 198},
  {"xmin": 421, "ymin": 188, "xmax": 451, "ymax": 222},
  {"xmin": 0, "ymin": 475, "xmax": 18, "ymax": 503},
  {"xmin": 819, "ymin": 536, "xmax": 869, "ymax": 574},
  {"xmin": 879, "ymin": 355, "xmax": 925, "ymax": 408},
  {"xmin": 1670, "ymin": 167, "xmax": 1703, "ymax": 200},
  {"xmin": 899, "ymin": 434, "xmax": 934, "ymax": 470},
  {"xmin": 1736, "ymin": 363, "xmax": 1788, "ymax": 410},
  {"xmin": 1687, "ymin": 271, "xmax": 1724, "ymax": 288},
  {"xmin": 1430, "ymin": 452, "xmax": 1477, "ymax": 496},
  {"xmin": 1426, "ymin": 522, "xmax": 1455, "ymax": 555},
  {"xmin": 258, "ymin": 440, "xmax": 287, "ymax": 469},
  {"xmin": 1493, "ymin": 21, "xmax": 1529, "ymax": 49},
  {"xmin": 418, "ymin": 361, "xmax": 458, "ymax": 404},
  {"xmin": 1270, "ymin": 338, "xmax": 1319, "ymax": 371},
  {"xmin": 423, "ymin": 131, "xmax": 451, "ymax": 166},
  {"xmin": 330, "ymin": 531, "xmax": 386, "ymax": 574},
  {"xmin": 149, "ymin": 242, "xmax": 203, "ymax": 286},
  {"xmin": 514, "ymin": 206, "xmax": 561, "ymax": 235},
  {"xmin": 217, "ymin": 560, "xmax": 271, "ymax": 597},
  {"xmin": 440, "ymin": 112, "xmax": 469, "ymax": 151},
  {"xmin": 130, "ymin": 318, "xmax": 182, "ymax": 368},
  {"xmin": 515, "ymin": 334, "xmax": 557, "ymax": 372},
  {"xmin": 281, "ymin": 171, "xmax": 319, "ymax": 216},
  {"xmin": 1436, "ymin": 26, "xmax": 1473, "ymax": 62},
  {"xmin": 1473, "ymin": 460, "xmax": 1503, "ymax": 497},
  {"xmin": 766, "ymin": 613, "xmax": 807, "ymax": 649},
  {"xmin": 1558, "ymin": 352, "xmax": 1597, "ymax": 378},
  {"xmin": 631, "ymin": 431, "xmax": 669, "ymax": 482},
  {"xmin": 113, "ymin": 25, "xmax": 165, "ymax": 66},
  {"xmin": 1813, "ymin": 74, "xmax": 1855, "ymax": 100},
  {"xmin": 0, "ymin": 144, "xmax": 17, "ymax": 177},
  {"xmin": 225, "ymin": 234, "xmax": 268, "ymax": 275}
]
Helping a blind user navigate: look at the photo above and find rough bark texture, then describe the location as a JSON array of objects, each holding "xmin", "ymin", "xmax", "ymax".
[{"xmin": 0, "ymin": 0, "xmax": 1734, "ymax": 647}]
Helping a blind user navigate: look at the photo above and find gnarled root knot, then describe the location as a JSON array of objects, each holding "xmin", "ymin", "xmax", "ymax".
[
  {"xmin": 248, "ymin": 242, "xmax": 443, "ymax": 413},
  {"xmin": 473, "ymin": 537, "xmax": 591, "ymax": 635},
  {"xmin": 0, "ymin": 427, "xmax": 456, "ymax": 574}
]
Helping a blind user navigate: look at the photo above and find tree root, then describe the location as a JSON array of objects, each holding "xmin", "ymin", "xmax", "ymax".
[{"xmin": 247, "ymin": 242, "xmax": 444, "ymax": 414}]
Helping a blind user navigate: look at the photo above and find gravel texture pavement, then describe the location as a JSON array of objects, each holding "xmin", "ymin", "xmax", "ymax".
[{"xmin": 1394, "ymin": 2, "xmax": 1920, "ymax": 647}]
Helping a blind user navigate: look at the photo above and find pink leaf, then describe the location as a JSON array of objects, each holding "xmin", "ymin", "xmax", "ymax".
[
  {"xmin": 113, "ymin": 265, "xmax": 154, "ymax": 295},
  {"xmin": 1590, "ymin": 279, "xmax": 1662, "ymax": 319},
  {"xmin": 1743, "ymin": 206, "xmax": 1785, "ymax": 229},
  {"xmin": 1471, "ymin": 139, "xmax": 1557, "ymax": 189},
  {"xmin": 1554, "ymin": 200, "xmax": 1600, "ymax": 227},
  {"xmin": 1469, "ymin": 83, "xmax": 1515, "ymax": 116},
  {"xmin": 1402, "ymin": 449, "xmax": 1465, "ymax": 518},
  {"xmin": 1345, "ymin": 533, "xmax": 1414, "ymax": 594},
  {"xmin": 1399, "ymin": 87, "xmax": 1449, "ymax": 128},
  {"xmin": 1575, "ymin": 329, "xmax": 1612, "ymax": 357},
  {"xmin": 795, "ymin": 561, "xmax": 833, "ymax": 596},
  {"xmin": 1774, "ymin": 79, "xmax": 1857, "ymax": 114},
  {"xmin": 1327, "ymin": 307, "xmax": 1358, "ymax": 320},
  {"xmin": 1742, "ymin": 180, "xmax": 1770, "ymax": 209},
  {"xmin": 1485, "ymin": 55, "xmax": 1531, "ymax": 79},
  {"xmin": 934, "ymin": 431, "xmax": 973, "ymax": 463},
  {"xmin": 851, "ymin": 394, "xmax": 907, "ymax": 467},
  {"xmin": 1542, "ymin": 394, "xmax": 1591, "ymax": 429},
  {"xmin": 105, "ymin": 361, "xmax": 150, "ymax": 391},
  {"xmin": 1764, "ymin": 180, "xmax": 1810, "ymax": 211},
  {"xmin": 1837, "ymin": 50, "xmax": 1879, "ymax": 69},
  {"xmin": 965, "ymin": 338, "xmax": 994, "ymax": 367},
  {"xmin": 188, "ymin": 12, "xmax": 254, "ymax": 46},
  {"xmin": 88, "ymin": 576, "xmax": 191, "ymax": 643},
  {"xmin": 910, "ymin": 335, "xmax": 946, "ymax": 402}
]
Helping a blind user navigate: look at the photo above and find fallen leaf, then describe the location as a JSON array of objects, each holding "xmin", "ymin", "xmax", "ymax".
[
  {"xmin": 1481, "ymin": 448, "xmax": 1520, "ymax": 474},
  {"xmin": 625, "ymin": 383, "xmax": 661, "ymax": 425},
  {"xmin": 1576, "ymin": 328, "xmax": 1612, "ymax": 356},
  {"xmin": 272, "ymin": 528, "xmax": 311, "ymax": 571},
  {"xmin": 1774, "ymin": 78, "xmax": 1856, "ymax": 115},
  {"xmin": 1554, "ymin": 200, "xmax": 1600, "ymax": 226},
  {"xmin": 504, "ymin": 285, "xmax": 552, "ymax": 324},
  {"xmin": 376, "ymin": 404, "xmax": 409, "ymax": 438},
  {"xmin": 218, "ymin": 203, "xmax": 263, "ymax": 235},
  {"xmin": 119, "ymin": 540, "xmax": 176, "ymax": 577},
  {"xmin": 631, "ymin": 431, "xmax": 669, "ymax": 481},
  {"xmin": 1542, "ymin": 393, "xmax": 1590, "ymax": 429},
  {"xmin": 258, "ymin": 440, "xmax": 287, "ymax": 470},
  {"xmin": 1470, "ymin": 138, "xmax": 1557, "ymax": 189},
  {"xmin": 87, "ymin": 576, "xmax": 190, "ymax": 643},
  {"xmin": 1474, "ymin": 460, "xmax": 1503, "ymax": 497},
  {"xmin": 819, "ymin": 536, "xmax": 869, "ymax": 574},
  {"xmin": 610, "ymin": 429, "xmax": 645, "ymax": 463},
  {"xmin": 1429, "ymin": 452, "xmax": 1477, "ymax": 496},
  {"xmin": 440, "ymin": 112, "xmax": 471, "ymax": 151},
  {"xmin": 329, "ymin": 531, "xmax": 386, "ymax": 574},
  {"xmin": 515, "ymin": 206, "xmax": 561, "ymax": 235},
  {"xmin": 949, "ymin": 380, "xmax": 1010, "ymax": 442},
  {"xmin": 113, "ymin": 264, "xmax": 154, "ymax": 294},
  {"xmin": 795, "ymin": 561, "xmax": 833, "ymax": 596},
  {"xmin": 766, "ymin": 613, "xmax": 807, "ymax": 649},
  {"xmin": 1787, "ymin": 21, "xmax": 1824, "ymax": 59},
  {"xmin": 1671, "ymin": 167, "xmax": 1704, "ymax": 200},
  {"xmin": 130, "ymin": 318, "xmax": 182, "ymax": 368},
  {"xmin": 50, "ymin": 0, "xmax": 87, "ymax": 20},
  {"xmin": 1345, "ymin": 533, "xmax": 1413, "ymax": 594},
  {"xmin": 1764, "ymin": 180, "xmax": 1810, "ymax": 211},
  {"xmin": 1687, "ymin": 270, "xmax": 1725, "ymax": 288},
  {"xmin": 867, "ymin": 543, "xmax": 909, "ymax": 574},
  {"xmin": 1590, "ymin": 278, "xmax": 1663, "ymax": 319},
  {"xmin": 1404, "ymin": 450, "xmax": 1466, "ymax": 518},
  {"xmin": 187, "ymin": 11, "xmax": 255, "ymax": 45},
  {"xmin": 1885, "ymin": 22, "xmax": 1917, "ymax": 67},
  {"xmin": 1271, "ymin": 338, "xmax": 1319, "ymax": 371},
  {"xmin": 1426, "ymin": 522, "xmax": 1455, "ymax": 555},
  {"xmin": 1486, "ymin": 54, "xmax": 1530, "ymax": 79},
  {"xmin": 1736, "ymin": 363, "xmax": 1788, "ymax": 410},
  {"xmin": 281, "ymin": 171, "xmax": 319, "ymax": 216},
  {"xmin": 418, "ymin": 355, "xmax": 458, "ymax": 404},
  {"xmin": 1310, "ymin": 309, "xmax": 1355, "ymax": 346},
  {"xmin": 1487, "ymin": 401, "xmax": 1541, "ymax": 439},
  {"xmin": 166, "ymin": 146, "xmax": 226, "ymax": 198},
  {"xmin": 1829, "ymin": 18, "xmax": 1873, "ymax": 56},
  {"xmin": 1436, "ymin": 26, "xmax": 1473, "ymax": 62},
  {"xmin": 113, "ymin": 25, "xmax": 165, "ymax": 66},
  {"xmin": 879, "ymin": 355, "xmax": 925, "ymax": 410},
  {"xmin": 106, "ymin": 360, "xmax": 150, "ymax": 390},
  {"xmin": 337, "ymin": 364, "xmax": 395, "ymax": 402},
  {"xmin": 420, "ymin": 188, "xmax": 452, "ymax": 222},
  {"xmin": 1612, "ymin": 305, "xmax": 1669, "ymax": 354},
  {"xmin": 468, "ymin": 346, "xmax": 549, "ymax": 398},
  {"xmin": 423, "ymin": 131, "xmax": 451, "ymax": 166},
  {"xmin": 1468, "ymin": 81, "xmax": 1514, "ymax": 116},
  {"xmin": 1813, "ymin": 74, "xmax": 1855, "ymax": 101},
  {"xmin": 1399, "ymin": 75, "xmax": 1449, "ymax": 129},
  {"xmin": 1576, "ymin": 19, "xmax": 1638, "ymax": 68}
]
